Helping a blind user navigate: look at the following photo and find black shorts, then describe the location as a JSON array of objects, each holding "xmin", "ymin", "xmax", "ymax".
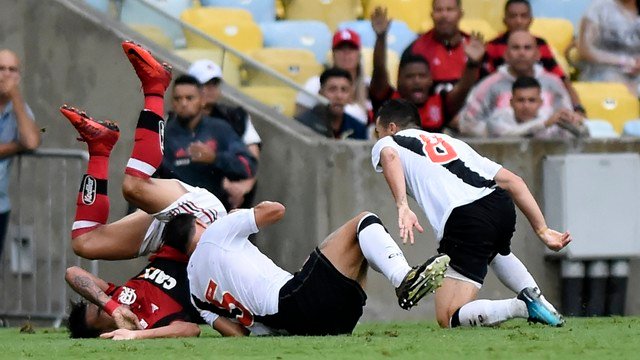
[
  {"xmin": 437, "ymin": 188, "xmax": 516, "ymax": 284},
  {"xmin": 256, "ymin": 248, "xmax": 367, "ymax": 336}
]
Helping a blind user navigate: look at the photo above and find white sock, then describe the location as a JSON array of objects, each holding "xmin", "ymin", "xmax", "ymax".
[
  {"xmin": 490, "ymin": 253, "xmax": 539, "ymax": 294},
  {"xmin": 452, "ymin": 298, "xmax": 528, "ymax": 327},
  {"xmin": 357, "ymin": 214, "xmax": 411, "ymax": 288}
]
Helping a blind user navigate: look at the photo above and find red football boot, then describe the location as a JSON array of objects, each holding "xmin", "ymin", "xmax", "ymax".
[
  {"xmin": 60, "ymin": 105, "xmax": 120, "ymax": 157},
  {"xmin": 121, "ymin": 41, "xmax": 172, "ymax": 97}
]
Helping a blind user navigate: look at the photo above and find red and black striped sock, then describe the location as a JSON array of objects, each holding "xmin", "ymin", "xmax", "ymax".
[{"xmin": 71, "ymin": 155, "xmax": 109, "ymax": 238}]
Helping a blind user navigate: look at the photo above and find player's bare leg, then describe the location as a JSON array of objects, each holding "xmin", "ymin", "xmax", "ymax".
[
  {"xmin": 434, "ymin": 278, "xmax": 479, "ymax": 328},
  {"xmin": 318, "ymin": 212, "xmax": 370, "ymax": 283}
]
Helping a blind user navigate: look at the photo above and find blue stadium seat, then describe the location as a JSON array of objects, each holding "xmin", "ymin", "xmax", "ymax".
[
  {"xmin": 120, "ymin": 0, "xmax": 192, "ymax": 48},
  {"xmin": 530, "ymin": 0, "xmax": 591, "ymax": 33},
  {"xmin": 84, "ymin": 0, "xmax": 110, "ymax": 13},
  {"xmin": 338, "ymin": 19, "xmax": 416, "ymax": 55},
  {"xmin": 200, "ymin": 0, "xmax": 276, "ymax": 23},
  {"xmin": 623, "ymin": 120, "xmax": 640, "ymax": 137},
  {"xmin": 584, "ymin": 120, "xmax": 619, "ymax": 138},
  {"xmin": 260, "ymin": 21, "xmax": 332, "ymax": 64}
]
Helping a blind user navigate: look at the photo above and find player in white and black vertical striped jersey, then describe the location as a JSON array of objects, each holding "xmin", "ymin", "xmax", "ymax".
[{"xmin": 371, "ymin": 99, "xmax": 572, "ymax": 328}]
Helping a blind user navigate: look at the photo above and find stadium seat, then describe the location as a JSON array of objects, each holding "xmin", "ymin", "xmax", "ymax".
[
  {"xmin": 246, "ymin": 48, "xmax": 323, "ymax": 86},
  {"xmin": 128, "ymin": 24, "xmax": 174, "ymax": 50},
  {"xmin": 573, "ymin": 82, "xmax": 640, "ymax": 134},
  {"xmin": 120, "ymin": 0, "xmax": 192, "ymax": 48},
  {"xmin": 181, "ymin": 8, "xmax": 263, "ymax": 53},
  {"xmin": 461, "ymin": 0, "xmax": 507, "ymax": 33},
  {"xmin": 338, "ymin": 19, "xmax": 416, "ymax": 55},
  {"xmin": 200, "ymin": 0, "xmax": 276, "ymax": 23},
  {"xmin": 530, "ymin": 17, "xmax": 574, "ymax": 54},
  {"xmin": 283, "ymin": 0, "xmax": 362, "ymax": 31},
  {"xmin": 459, "ymin": 18, "xmax": 498, "ymax": 40},
  {"xmin": 583, "ymin": 120, "xmax": 619, "ymax": 138},
  {"xmin": 174, "ymin": 48, "xmax": 242, "ymax": 87},
  {"xmin": 363, "ymin": 0, "xmax": 431, "ymax": 33},
  {"xmin": 84, "ymin": 0, "xmax": 110, "ymax": 13},
  {"xmin": 260, "ymin": 21, "xmax": 332, "ymax": 64},
  {"xmin": 530, "ymin": 0, "xmax": 591, "ymax": 33},
  {"xmin": 241, "ymin": 86, "xmax": 297, "ymax": 117},
  {"xmin": 623, "ymin": 119, "xmax": 640, "ymax": 137},
  {"xmin": 359, "ymin": 48, "xmax": 400, "ymax": 88}
]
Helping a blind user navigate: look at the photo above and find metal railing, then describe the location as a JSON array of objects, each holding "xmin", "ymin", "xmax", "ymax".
[{"xmin": 0, "ymin": 149, "xmax": 97, "ymax": 328}]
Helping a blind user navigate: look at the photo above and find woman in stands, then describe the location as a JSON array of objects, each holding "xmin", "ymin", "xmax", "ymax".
[{"xmin": 577, "ymin": 0, "xmax": 640, "ymax": 96}]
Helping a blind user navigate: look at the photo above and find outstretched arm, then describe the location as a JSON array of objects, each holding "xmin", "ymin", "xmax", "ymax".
[
  {"xmin": 65, "ymin": 266, "xmax": 141, "ymax": 330},
  {"xmin": 370, "ymin": 6, "xmax": 393, "ymax": 101},
  {"xmin": 253, "ymin": 201, "xmax": 286, "ymax": 229},
  {"xmin": 100, "ymin": 320, "xmax": 201, "ymax": 340},
  {"xmin": 494, "ymin": 168, "xmax": 571, "ymax": 251},
  {"xmin": 445, "ymin": 32, "xmax": 485, "ymax": 119},
  {"xmin": 379, "ymin": 147, "xmax": 424, "ymax": 244}
]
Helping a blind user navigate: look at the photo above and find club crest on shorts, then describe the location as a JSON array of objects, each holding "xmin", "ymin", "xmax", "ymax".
[
  {"xmin": 81, "ymin": 175, "xmax": 97, "ymax": 205},
  {"xmin": 159, "ymin": 120, "xmax": 165, "ymax": 155},
  {"xmin": 118, "ymin": 286, "xmax": 137, "ymax": 305}
]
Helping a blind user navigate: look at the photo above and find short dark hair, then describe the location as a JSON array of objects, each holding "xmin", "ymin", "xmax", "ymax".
[
  {"xmin": 432, "ymin": 0, "xmax": 461, "ymax": 9},
  {"xmin": 319, "ymin": 67, "xmax": 352, "ymax": 87},
  {"xmin": 505, "ymin": 0, "xmax": 531, "ymax": 13},
  {"xmin": 67, "ymin": 300, "xmax": 101, "ymax": 339},
  {"xmin": 376, "ymin": 99, "xmax": 421, "ymax": 130},
  {"xmin": 512, "ymin": 76, "xmax": 540, "ymax": 92},
  {"xmin": 399, "ymin": 54, "xmax": 430, "ymax": 72},
  {"xmin": 161, "ymin": 213, "xmax": 196, "ymax": 254},
  {"xmin": 173, "ymin": 74, "xmax": 202, "ymax": 90}
]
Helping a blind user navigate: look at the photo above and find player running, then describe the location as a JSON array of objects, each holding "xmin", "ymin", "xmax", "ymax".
[{"xmin": 371, "ymin": 99, "xmax": 571, "ymax": 328}]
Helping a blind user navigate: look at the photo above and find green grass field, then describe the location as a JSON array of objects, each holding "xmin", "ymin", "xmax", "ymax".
[{"xmin": 1, "ymin": 318, "xmax": 639, "ymax": 359}]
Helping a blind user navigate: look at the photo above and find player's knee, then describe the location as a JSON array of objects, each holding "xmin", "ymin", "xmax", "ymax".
[
  {"xmin": 71, "ymin": 237, "xmax": 97, "ymax": 260},
  {"xmin": 436, "ymin": 312, "xmax": 452, "ymax": 328},
  {"xmin": 122, "ymin": 175, "xmax": 145, "ymax": 203},
  {"xmin": 356, "ymin": 212, "xmax": 389, "ymax": 238}
]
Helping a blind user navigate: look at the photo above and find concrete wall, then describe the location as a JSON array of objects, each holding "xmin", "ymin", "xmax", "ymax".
[{"xmin": 1, "ymin": 0, "xmax": 640, "ymax": 323}]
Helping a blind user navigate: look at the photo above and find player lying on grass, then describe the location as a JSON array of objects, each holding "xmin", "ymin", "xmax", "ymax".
[
  {"xmin": 64, "ymin": 41, "xmax": 251, "ymax": 339},
  {"xmin": 188, "ymin": 202, "xmax": 450, "ymax": 336},
  {"xmin": 372, "ymin": 99, "xmax": 571, "ymax": 328}
]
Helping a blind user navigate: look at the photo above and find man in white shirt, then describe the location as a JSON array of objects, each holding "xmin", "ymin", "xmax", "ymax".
[
  {"xmin": 371, "ymin": 99, "xmax": 571, "ymax": 328},
  {"xmin": 188, "ymin": 202, "xmax": 449, "ymax": 336}
]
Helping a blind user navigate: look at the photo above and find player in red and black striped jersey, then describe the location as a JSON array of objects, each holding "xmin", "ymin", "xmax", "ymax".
[
  {"xmin": 480, "ymin": 0, "xmax": 584, "ymax": 114},
  {"xmin": 63, "ymin": 41, "xmax": 246, "ymax": 339},
  {"xmin": 369, "ymin": 6, "xmax": 484, "ymax": 132}
]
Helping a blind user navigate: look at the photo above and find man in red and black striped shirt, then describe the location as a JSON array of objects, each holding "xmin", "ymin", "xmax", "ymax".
[{"xmin": 481, "ymin": 0, "xmax": 584, "ymax": 114}]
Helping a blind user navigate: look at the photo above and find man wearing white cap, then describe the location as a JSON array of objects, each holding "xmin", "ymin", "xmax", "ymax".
[{"xmin": 188, "ymin": 60, "xmax": 261, "ymax": 209}]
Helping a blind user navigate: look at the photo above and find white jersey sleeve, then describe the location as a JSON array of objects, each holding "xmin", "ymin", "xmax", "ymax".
[
  {"xmin": 371, "ymin": 136, "xmax": 401, "ymax": 173},
  {"xmin": 200, "ymin": 208, "xmax": 259, "ymax": 249}
]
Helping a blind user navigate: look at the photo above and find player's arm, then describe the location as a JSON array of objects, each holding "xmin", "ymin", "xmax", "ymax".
[
  {"xmin": 253, "ymin": 201, "xmax": 286, "ymax": 229},
  {"xmin": 493, "ymin": 168, "xmax": 572, "ymax": 251},
  {"xmin": 65, "ymin": 266, "xmax": 142, "ymax": 330},
  {"xmin": 212, "ymin": 316, "xmax": 250, "ymax": 337},
  {"xmin": 100, "ymin": 320, "xmax": 201, "ymax": 340},
  {"xmin": 369, "ymin": 6, "xmax": 392, "ymax": 100},
  {"xmin": 378, "ymin": 147, "xmax": 424, "ymax": 244},
  {"xmin": 445, "ymin": 32, "xmax": 485, "ymax": 119}
]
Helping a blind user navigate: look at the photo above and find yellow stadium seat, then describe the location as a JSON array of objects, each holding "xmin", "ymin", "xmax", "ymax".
[
  {"xmin": 247, "ymin": 48, "xmax": 323, "ymax": 86},
  {"xmin": 241, "ymin": 86, "xmax": 297, "ymax": 117},
  {"xmin": 573, "ymin": 82, "xmax": 640, "ymax": 134},
  {"xmin": 174, "ymin": 48, "xmax": 242, "ymax": 87},
  {"xmin": 461, "ymin": 0, "xmax": 507, "ymax": 33},
  {"xmin": 128, "ymin": 24, "xmax": 175, "ymax": 50},
  {"xmin": 530, "ymin": 17, "xmax": 574, "ymax": 54},
  {"xmin": 359, "ymin": 48, "xmax": 400, "ymax": 88},
  {"xmin": 364, "ymin": 0, "xmax": 432, "ymax": 33},
  {"xmin": 284, "ymin": 0, "xmax": 362, "ymax": 31},
  {"xmin": 181, "ymin": 8, "xmax": 263, "ymax": 53},
  {"xmin": 459, "ymin": 18, "xmax": 498, "ymax": 39}
]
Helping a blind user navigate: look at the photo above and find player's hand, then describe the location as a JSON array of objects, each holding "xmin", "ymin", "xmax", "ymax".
[
  {"xmin": 398, "ymin": 204, "xmax": 424, "ymax": 244},
  {"xmin": 537, "ymin": 227, "xmax": 572, "ymax": 251},
  {"xmin": 189, "ymin": 141, "xmax": 216, "ymax": 164},
  {"xmin": 111, "ymin": 306, "xmax": 143, "ymax": 330},
  {"xmin": 100, "ymin": 328, "xmax": 138, "ymax": 340},
  {"xmin": 463, "ymin": 32, "xmax": 485, "ymax": 63},
  {"xmin": 371, "ymin": 6, "xmax": 391, "ymax": 36}
]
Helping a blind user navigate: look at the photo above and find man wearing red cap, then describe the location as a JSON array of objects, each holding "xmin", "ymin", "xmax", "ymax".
[{"xmin": 295, "ymin": 29, "xmax": 370, "ymax": 125}]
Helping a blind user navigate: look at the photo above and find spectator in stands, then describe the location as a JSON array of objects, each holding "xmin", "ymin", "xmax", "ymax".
[
  {"xmin": 487, "ymin": 76, "xmax": 587, "ymax": 138},
  {"xmin": 188, "ymin": 60, "xmax": 261, "ymax": 208},
  {"xmin": 458, "ymin": 30, "xmax": 573, "ymax": 137},
  {"xmin": 482, "ymin": 0, "xmax": 584, "ymax": 114},
  {"xmin": 370, "ymin": 7, "xmax": 484, "ymax": 133},
  {"xmin": 577, "ymin": 0, "xmax": 640, "ymax": 96},
  {"xmin": 159, "ymin": 75, "xmax": 257, "ymax": 211},
  {"xmin": 402, "ymin": 0, "xmax": 472, "ymax": 94},
  {"xmin": 0, "ymin": 49, "xmax": 41, "ymax": 258},
  {"xmin": 296, "ymin": 68, "xmax": 368, "ymax": 140},
  {"xmin": 295, "ymin": 29, "xmax": 370, "ymax": 124}
]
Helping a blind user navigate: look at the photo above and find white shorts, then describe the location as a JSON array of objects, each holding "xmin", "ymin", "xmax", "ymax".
[
  {"xmin": 138, "ymin": 181, "xmax": 227, "ymax": 256},
  {"xmin": 444, "ymin": 266, "xmax": 482, "ymax": 289}
]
